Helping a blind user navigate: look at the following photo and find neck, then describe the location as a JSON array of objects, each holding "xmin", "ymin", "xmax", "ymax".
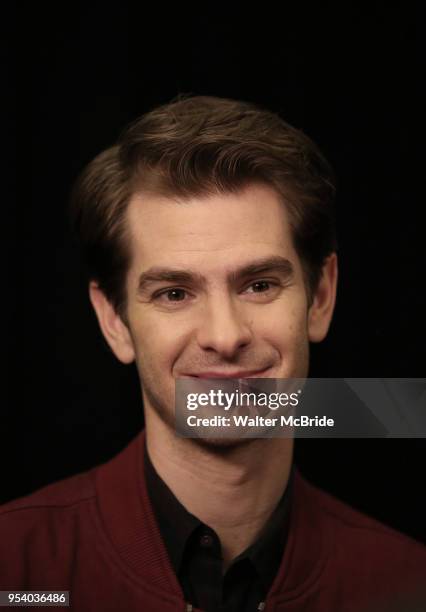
[{"xmin": 145, "ymin": 410, "xmax": 293, "ymax": 566}]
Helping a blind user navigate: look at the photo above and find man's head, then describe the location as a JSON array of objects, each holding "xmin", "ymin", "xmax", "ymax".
[{"xmin": 70, "ymin": 96, "xmax": 338, "ymax": 435}]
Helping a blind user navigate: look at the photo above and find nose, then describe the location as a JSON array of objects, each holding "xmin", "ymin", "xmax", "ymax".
[{"xmin": 196, "ymin": 295, "xmax": 253, "ymax": 358}]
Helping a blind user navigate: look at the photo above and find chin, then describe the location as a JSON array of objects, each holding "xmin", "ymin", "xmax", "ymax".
[{"xmin": 189, "ymin": 436, "xmax": 257, "ymax": 453}]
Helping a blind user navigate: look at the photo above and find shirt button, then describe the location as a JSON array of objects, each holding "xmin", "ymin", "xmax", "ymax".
[{"xmin": 199, "ymin": 533, "xmax": 214, "ymax": 547}]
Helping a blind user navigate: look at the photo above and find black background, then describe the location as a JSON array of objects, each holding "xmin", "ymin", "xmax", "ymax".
[{"xmin": 4, "ymin": 3, "xmax": 426, "ymax": 542}]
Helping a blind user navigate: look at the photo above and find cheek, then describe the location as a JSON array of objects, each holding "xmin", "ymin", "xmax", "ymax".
[
  {"xmin": 129, "ymin": 312, "xmax": 191, "ymax": 369},
  {"xmin": 262, "ymin": 322, "xmax": 307, "ymax": 355},
  {"xmin": 257, "ymin": 296, "xmax": 308, "ymax": 339}
]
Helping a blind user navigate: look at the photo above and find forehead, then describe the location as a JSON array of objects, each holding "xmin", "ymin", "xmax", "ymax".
[{"xmin": 125, "ymin": 183, "xmax": 299, "ymax": 273}]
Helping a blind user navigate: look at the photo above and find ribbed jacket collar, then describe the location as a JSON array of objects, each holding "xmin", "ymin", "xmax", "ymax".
[{"xmin": 95, "ymin": 431, "xmax": 329, "ymax": 609}]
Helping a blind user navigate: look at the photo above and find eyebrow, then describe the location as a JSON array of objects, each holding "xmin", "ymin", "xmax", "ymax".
[{"xmin": 137, "ymin": 256, "xmax": 294, "ymax": 294}]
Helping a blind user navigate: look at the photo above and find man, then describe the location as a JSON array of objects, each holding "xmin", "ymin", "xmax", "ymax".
[{"xmin": 1, "ymin": 96, "xmax": 425, "ymax": 611}]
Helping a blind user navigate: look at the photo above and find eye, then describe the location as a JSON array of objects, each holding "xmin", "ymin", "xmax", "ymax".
[
  {"xmin": 156, "ymin": 288, "xmax": 188, "ymax": 302},
  {"xmin": 247, "ymin": 280, "xmax": 273, "ymax": 293},
  {"xmin": 242, "ymin": 279, "xmax": 283, "ymax": 301}
]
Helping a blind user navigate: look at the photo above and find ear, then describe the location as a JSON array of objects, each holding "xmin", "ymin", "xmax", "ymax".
[
  {"xmin": 308, "ymin": 253, "xmax": 338, "ymax": 343},
  {"xmin": 89, "ymin": 282, "xmax": 135, "ymax": 364}
]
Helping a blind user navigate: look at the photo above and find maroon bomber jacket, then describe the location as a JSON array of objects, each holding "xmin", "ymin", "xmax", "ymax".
[{"xmin": 0, "ymin": 432, "xmax": 425, "ymax": 612}]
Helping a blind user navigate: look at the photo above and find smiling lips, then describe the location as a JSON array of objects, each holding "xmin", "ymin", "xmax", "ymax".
[{"xmin": 183, "ymin": 368, "xmax": 271, "ymax": 379}]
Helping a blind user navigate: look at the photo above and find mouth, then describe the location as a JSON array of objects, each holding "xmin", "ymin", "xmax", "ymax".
[{"xmin": 181, "ymin": 367, "xmax": 272, "ymax": 379}]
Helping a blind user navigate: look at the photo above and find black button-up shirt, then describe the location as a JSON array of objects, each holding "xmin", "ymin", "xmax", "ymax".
[{"xmin": 145, "ymin": 448, "xmax": 293, "ymax": 612}]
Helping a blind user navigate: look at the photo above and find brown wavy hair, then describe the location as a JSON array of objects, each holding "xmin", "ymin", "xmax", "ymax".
[{"xmin": 70, "ymin": 96, "xmax": 337, "ymax": 318}]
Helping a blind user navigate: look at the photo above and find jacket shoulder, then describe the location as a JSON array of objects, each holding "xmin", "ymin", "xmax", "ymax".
[
  {"xmin": 0, "ymin": 470, "xmax": 95, "ymax": 515},
  {"xmin": 308, "ymin": 477, "xmax": 424, "ymax": 551},
  {"xmin": 296, "ymin": 471, "xmax": 426, "ymax": 607},
  {"xmin": 0, "ymin": 470, "xmax": 99, "ymax": 589}
]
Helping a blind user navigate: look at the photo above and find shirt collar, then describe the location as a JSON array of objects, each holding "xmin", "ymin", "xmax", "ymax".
[
  {"xmin": 232, "ymin": 470, "xmax": 293, "ymax": 590},
  {"xmin": 144, "ymin": 444, "xmax": 202, "ymax": 572},
  {"xmin": 95, "ymin": 431, "xmax": 329, "ymax": 604},
  {"xmin": 144, "ymin": 442, "xmax": 293, "ymax": 592}
]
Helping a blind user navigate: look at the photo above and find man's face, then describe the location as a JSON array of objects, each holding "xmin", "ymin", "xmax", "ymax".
[{"xmin": 117, "ymin": 183, "xmax": 326, "ymax": 430}]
